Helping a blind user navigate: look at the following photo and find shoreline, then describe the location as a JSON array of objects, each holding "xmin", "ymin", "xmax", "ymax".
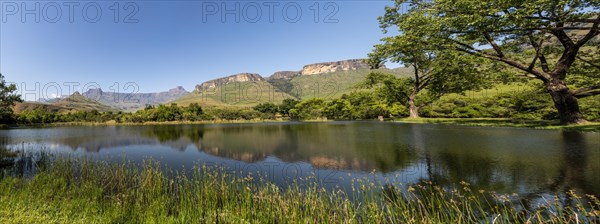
[
  {"xmin": 394, "ymin": 118, "xmax": 600, "ymax": 131},
  {"xmin": 2, "ymin": 118, "xmax": 599, "ymax": 132}
]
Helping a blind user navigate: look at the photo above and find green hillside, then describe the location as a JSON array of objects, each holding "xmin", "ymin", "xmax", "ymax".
[
  {"xmin": 52, "ymin": 93, "xmax": 117, "ymax": 112},
  {"xmin": 279, "ymin": 68, "xmax": 413, "ymax": 100},
  {"xmin": 173, "ymin": 81, "xmax": 296, "ymax": 108},
  {"xmin": 13, "ymin": 102, "xmax": 65, "ymax": 114},
  {"xmin": 14, "ymin": 93, "xmax": 117, "ymax": 114},
  {"xmin": 172, "ymin": 68, "xmax": 413, "ymax": 107}
]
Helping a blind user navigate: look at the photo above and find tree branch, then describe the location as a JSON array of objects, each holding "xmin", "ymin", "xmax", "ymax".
[
  {"xmin": 575, "ymin": 55, "xmax": 600, "ymax": 70},
  {"xmin": 573, "ymin": 85, "xmax": 600, "ymax": 99},
  {"xmin": 413, "ymin": 60, "xmax": 421, "ymax": 92},
  {"xmin": 467, "ymin": 12, "xmax": 599, "ymax": 23},
  {"xmin": 527, "ymin": 33, "xmax": 551, "ymax": 72},
  {"xmin": 483, "ymin": 32, "xmax": 504, "ymax": 58},
  {"xmin": 550, "ymin": 22, "xmax": 579, "ymax": 78},
  {"xmin": 452, "ymin": 40, "xmax": 551, "ymax": 82},
  {"xmin": 575, "ymin": 15, "xmax": 600, "ymax": 48},
  {"xmin": 416, "ymin": 72, "xmax": 434, "ymax": 92},
  {"xmin": 418, "ymin": 76, "xmax": 433, "ymax": 92},
  {"xmin": 446, "ymin": 27, "xmax": 600, "ymax": 34}
]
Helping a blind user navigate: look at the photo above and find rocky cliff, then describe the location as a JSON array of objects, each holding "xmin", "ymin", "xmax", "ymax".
[
  {"xmin": 267, "ymin": 71, "xmax": 300, "ymax": 80},
  {"xmin": 195, "ymin": 73, "xmax": 265, "ymax": 91},
  {"xmin": 300, "ymin": 59, "xmax": 372, "ymax": 75}
]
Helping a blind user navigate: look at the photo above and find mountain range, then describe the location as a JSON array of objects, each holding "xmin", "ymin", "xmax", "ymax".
[
  {"xmin": 81, "ymin": 86, "xmax": 189, "ymax": 111},
  {"xmin": 15, "ymin": 92, "xmax": 117, "ymax": 113},
  {"xmin": 30, "ymin": 59, "xmax": 412, "ymax": 111}
]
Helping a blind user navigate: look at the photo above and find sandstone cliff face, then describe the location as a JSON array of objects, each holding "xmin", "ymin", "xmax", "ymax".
[
  {"xmin": 267, "ymin": 71, "xmax": 300, "ymax": 80},
  {"xmin": 300, "ymin": 59, "xmax": 371, "ymax": 75},
  {"xmin": 195, "ymin": 73, "xmax": 265, "ymax": 91}
]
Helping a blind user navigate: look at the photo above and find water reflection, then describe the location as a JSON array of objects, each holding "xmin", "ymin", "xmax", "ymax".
[
  {"xmin": 552, "ymin": 131, "xmax": 597, "ymax": 196},
  {"xmin": 0, "ymin": 122, "xmax": 598, "ymax": 198},
  {"xmin": 0, "ymin": 137, "xmax": 51, "ymax": 179}
]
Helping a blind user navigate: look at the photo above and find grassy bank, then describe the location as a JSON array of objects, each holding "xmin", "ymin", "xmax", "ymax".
[
  {"xmin": 395, "ymin": 118, "xmax": 600, "ymax": 132},
  {"xmin": 4, "ymin": 118, "xmax": 600, "ymax": 132},
  {"xmin": 1, "ymin": 158, "xmax": 599, "ymax": 223}
]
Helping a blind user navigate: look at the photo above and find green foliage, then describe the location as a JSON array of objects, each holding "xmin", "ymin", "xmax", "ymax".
[
  {"xmin": 18, "ymin": 109, "xmax": 117, "ymax": 124},
  {"xmin": 253, "ymin": 102, "xmax": 279, "ymax": 114},
  {"xmin": 17, "ymin": 108, "xmax": 60, "ymax": 124},
  {"xmin": 377, "ymin": 0, "xmax": 600, "ymax": 122},
  {"xmin": 208, "ymin": 108, "xmax": 264, "ymax": 121},
  {"xmin": 278, "ymin": 98, "xmax": 299, "ymax": 116},
  {"xmin": 367, "ymin": 45, "xmax": 488, "ymax": 118},
  {"xmin": 1, "ymin": 158, "xmax": 598, "ymax": 223},
  {"xmin": 289, "ymin": 98, "xmax": 325, "ymax": 120},
  {"xmin": 285, "ymin": 68, "xmax": 413, "ymax": 100},
  {"xmin": 17, "ymin": 103, "xmax": 207, "ymax": 124},
  {"xmin": 0, "ymin": 74, "xmax": 23, "ymax": 124},
  {"xmin": 284, "ymin": 91, "xmax": 410, "ymax": 120},
  {"xmin": 359, "ymin": 72, "xmax": 413, "ymax": 105},
  {"xmin": 322, "ymin": 99, "xmax": 354, "ymax": 120},
  {"xmin": 11, "ymin": 82, "xmax": 599, "ymax": 124},
  {"xmin": 425, "ymin": 51, "xmax": 490, "ymax": 95},
  {"xmin": 421, "ymin": 89, "xmax": 562, "ymax": 120},
  {"xmin": 580, "ymin": 96, "xmax": 600, "ymax": 121},
  {"xmin": 125, "ymin": 103, "xmax": 205, "ymax": 122},
  {"xmin": 182, "ymin": 103, "xmax": 204, "ymax": 121}
]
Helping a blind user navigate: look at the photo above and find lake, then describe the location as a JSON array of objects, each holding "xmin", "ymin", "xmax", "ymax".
[{"xmin": 1, "ymin": 121, "xmax": 599, "ymax": 198}]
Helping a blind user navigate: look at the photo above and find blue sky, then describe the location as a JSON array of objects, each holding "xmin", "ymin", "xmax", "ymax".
[{"xmin": 1, "ymin": 1, "xmax": 398, "ymax": 100}]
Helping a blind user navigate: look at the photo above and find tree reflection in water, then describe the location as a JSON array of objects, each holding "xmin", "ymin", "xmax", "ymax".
[
  {"xmin": 395, "ymin": 127, "xmax": 600, "ymax": 220},
  {"xmin": 0, "ymin": 122, "xmax": 598, "ymax": 201}
]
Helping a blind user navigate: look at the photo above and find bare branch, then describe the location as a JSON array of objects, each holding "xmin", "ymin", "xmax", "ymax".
[
  {"xmin": 417, "ymin": 73, "xmax": 435, "ymax": 91},
  {"xmin": 575, "ymin": 55, "xmax": 600, "ymax": 70},
  {"xmin": 483, "ymin": 32, "xmax": 504, "ymax": 58},
  {"xmin": 574, "ymin": 85, "xmax": 600, "ymax": 99},
  {"xmin": 451, "ymin": 39, "xmax": 551, "ymax": 81},
  {"xmin": 575, "ymin": 15, "xmax": 600, "ymax": 48},
  {"xmin": 527, "ymin": 33, "xmax": 550, "ymax": 72},
  {"xmin": 446, "ymin": 27, "xmax": 600, "ymax": 34}
]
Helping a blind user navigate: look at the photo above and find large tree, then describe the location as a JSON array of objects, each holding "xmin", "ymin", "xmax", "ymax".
[
  {"xmin": 0, "ymin": 73, "xmax": 23, "ymax": 124},
  {"xmin": 368, "ymin": 41, "xmax": 485, "ymax": 118},
  {"xmin": 379, "ymin": 0, "xmax": 600, "ymax": 124}
]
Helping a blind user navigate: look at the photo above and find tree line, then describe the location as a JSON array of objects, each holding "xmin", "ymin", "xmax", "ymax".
[{"xmin": 1, "ymin": 75, "xmax": 599, "ymax": 125}]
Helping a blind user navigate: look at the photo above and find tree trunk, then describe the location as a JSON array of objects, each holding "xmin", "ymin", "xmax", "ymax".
[
  {"xmin": 408, "ymin": 94, "xmax": 419, "ymax": 118},
  {"xmin": 546, "ymin": 80, "xmax": 587, "ymax": 125}
]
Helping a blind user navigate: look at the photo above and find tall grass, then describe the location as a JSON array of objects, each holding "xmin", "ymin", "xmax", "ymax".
[{"xmin": 0, "ymin": 158, "xmax": 598, "ymax": 223}]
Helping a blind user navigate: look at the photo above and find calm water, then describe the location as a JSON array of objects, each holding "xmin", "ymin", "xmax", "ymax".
[{"xmin": 1, "ymin": 121, "xmax": 599, "ymax": 197}]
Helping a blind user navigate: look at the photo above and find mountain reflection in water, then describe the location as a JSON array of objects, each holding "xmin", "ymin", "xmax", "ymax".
[{"xmin": 0, "ymin": 122, "xmax": 598, "ymax": 198}]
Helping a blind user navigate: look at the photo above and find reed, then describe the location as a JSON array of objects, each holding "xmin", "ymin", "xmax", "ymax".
[{"xmin": 0, "ymin": 158, "xmax": 598, "ymax": 223}]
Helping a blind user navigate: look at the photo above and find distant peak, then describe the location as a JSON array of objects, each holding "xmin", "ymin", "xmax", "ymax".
[
  {"xmin": 84, "ymin": 88, "xmax": 103, "ymax": 94},
  {"xmin": 169, "ymin": 86, "xmax": 187, "ymax": 92},
  {"xmin": 268, "ymin": 71, "xmax": 300, "ymax": 80}
]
